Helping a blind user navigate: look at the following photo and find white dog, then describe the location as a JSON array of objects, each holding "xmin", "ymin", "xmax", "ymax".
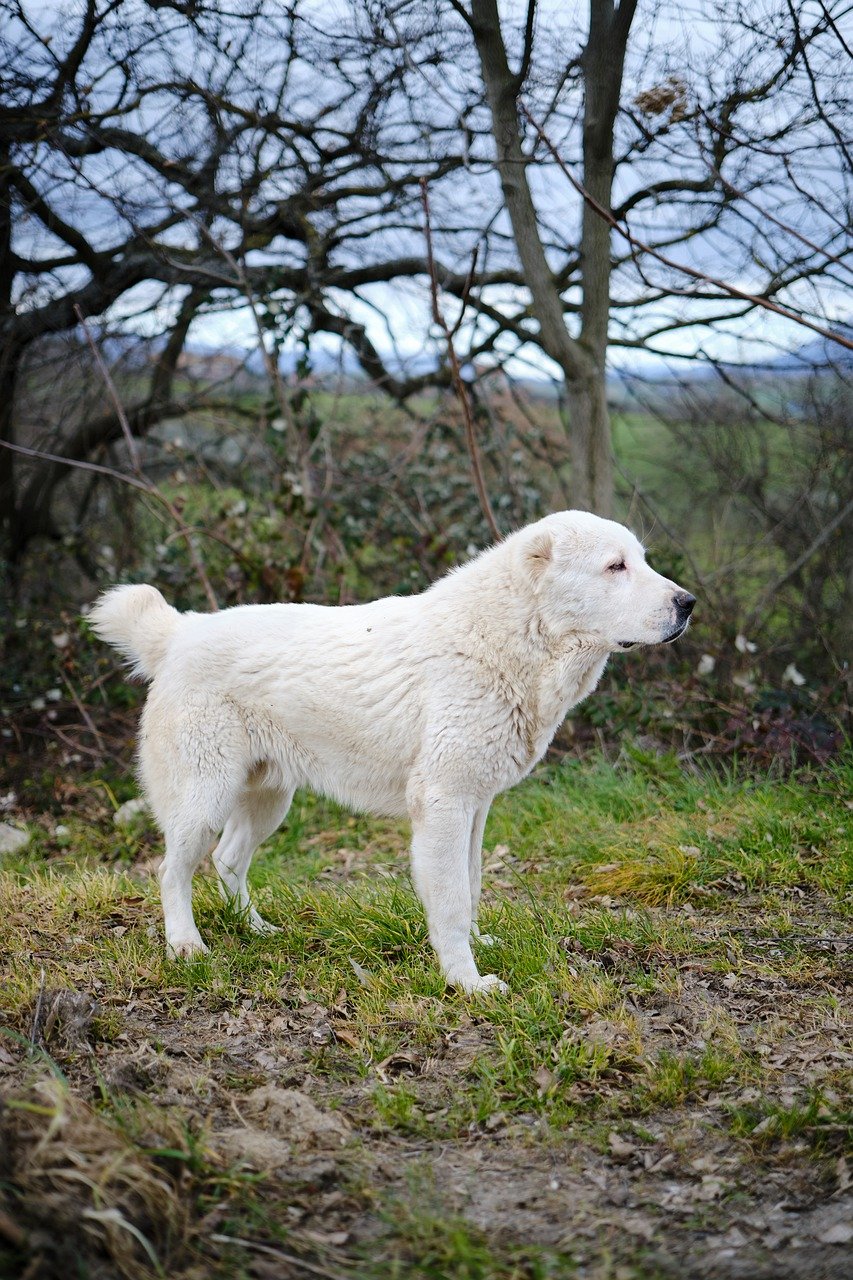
[{"xmin": 91, "ymin": 511, "xmax": 695, "ymax": 993}]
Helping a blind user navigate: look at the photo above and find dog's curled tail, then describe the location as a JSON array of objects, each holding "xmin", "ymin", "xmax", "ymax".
[{"xmin": 89, "ymin": 584, "xmax": 180, "ymax": 681}]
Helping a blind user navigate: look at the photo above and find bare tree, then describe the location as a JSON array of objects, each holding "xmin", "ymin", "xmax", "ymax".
[
  {"xmin": 463, "ymin": 0, "xmax": 635, "ymax": 514},
  {"xmin": 2, "ymin": 0, "xmax": 850, "ymax": 617},
  {"xmin": 0, "ymin": 0, "xmax": 520, "ymax": 594},
  {"xmin": 379, "ymin": 0, "xmax": 851, "ymax": 514}
]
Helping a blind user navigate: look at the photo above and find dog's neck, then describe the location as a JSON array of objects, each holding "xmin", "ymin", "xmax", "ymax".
[{"xmin": 433, "ymin": 548, "xmax": 611, "ymax": 716}]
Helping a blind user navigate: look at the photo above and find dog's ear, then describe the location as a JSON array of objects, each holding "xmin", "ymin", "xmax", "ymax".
[{"xmin": 525, "ymin": 530, "xmax": 553, "ymax": 584}]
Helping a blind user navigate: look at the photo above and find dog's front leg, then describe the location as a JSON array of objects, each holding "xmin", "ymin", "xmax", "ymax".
[
  {"xmin": 469, "ymin": 803, "xmax": 498, "ymax": 947},
  {"xmin": 409, "ymin": 793, "xmax": 507, "ymax": 995}
]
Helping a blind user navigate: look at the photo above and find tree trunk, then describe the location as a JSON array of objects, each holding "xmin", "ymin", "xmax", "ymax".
[
  {"xmin": 0, "ymin": 145, "xmax": 20, "ymax": 630},
  {"xmin": 468, "ymin": 0, "xmax": 636, "ymax": 518},
  {"xmin": 565, "ymin": 370, "xmax": 613, "ymax": 513}
]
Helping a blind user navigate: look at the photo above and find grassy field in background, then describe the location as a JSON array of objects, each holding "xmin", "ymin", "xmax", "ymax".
[{"xmin": 1, "ymin": 745, "xmax": 851, "ymax": 1278}]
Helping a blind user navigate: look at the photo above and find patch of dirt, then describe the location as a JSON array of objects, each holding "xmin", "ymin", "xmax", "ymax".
[
  {"xmin": 2, "ymin": 973, "xmax": 851, "ymax": 1280},
  {"xmin": 2, "ymin": 882, "xmax": 851, "ymax": 1279},
  {"xmin": 213, "ymin": 1085, "xmax": 351, "ymax": 1174},
  {"xmin": 419, "ymin": 1135, "xmax": 853, "ymax": 1279}
]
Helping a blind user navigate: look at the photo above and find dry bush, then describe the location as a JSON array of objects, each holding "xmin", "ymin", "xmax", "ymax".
[{"xmin": 0, "ymin": 1074, "xmax": 202, "ymax": 1279}]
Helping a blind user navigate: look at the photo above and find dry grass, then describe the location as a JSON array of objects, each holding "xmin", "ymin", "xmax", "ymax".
[
  {"xmin": 0, "ymin": 1073, "xmax": 200, "ymax": 1278},
  {"xmin": 583, "ymin": 843, "xmax": 703, "ymax": 905}
]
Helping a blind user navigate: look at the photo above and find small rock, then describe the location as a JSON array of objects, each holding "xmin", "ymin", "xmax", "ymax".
[
  {"xmin": 113, "ymin": 797, "xmax": 150, "ymax": 828},
  {"xmin": 608, "ymin": 1132, "xmax": 637, "ymax": 1159},
  {"xmin": 0, "ymin": 823, "xmax": 29, "ymax": 855}
]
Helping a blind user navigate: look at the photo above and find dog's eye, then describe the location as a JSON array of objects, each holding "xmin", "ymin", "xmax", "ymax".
[{"xmin": 607, "ymin": 560, "xmax": 627, "ymax": 573}]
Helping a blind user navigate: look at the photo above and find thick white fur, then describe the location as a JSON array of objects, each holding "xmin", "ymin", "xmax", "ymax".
[{"xmin": 90, "ymin": 511, "xmax": 693, "ymax": 993}]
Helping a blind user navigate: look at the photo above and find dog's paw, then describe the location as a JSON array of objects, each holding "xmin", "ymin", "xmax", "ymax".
[
  {"xmin": 248, "ymin": 911, "xmax": 280, "ymax": 936},
  {"xmin": 166, "ymin": 934, "xmax": 209, "ymax": 960},
  {"xmin": 462, "ymin": 973, "xmax": 509, "ymax": 996},
  {"xmin": 474, "ymin": 932, "xmax": 500, "ymax": 947}
]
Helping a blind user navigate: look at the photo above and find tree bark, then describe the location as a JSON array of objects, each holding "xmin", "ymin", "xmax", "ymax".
[
  {"xmin": 0, "ymin": 143, "xmax": 21, "ymax": 626},
  {"xmin": 564, "ymin": 371, "xmax": 614, "ymax": 514}
]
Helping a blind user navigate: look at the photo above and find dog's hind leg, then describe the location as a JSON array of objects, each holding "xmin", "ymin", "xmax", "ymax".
[
  {"xmin": 212, "ymin": 786, "xmax": 294, "ymax": 934},
  {"xmin": 159, "ymin": 819, "xmax": 218, "ymax": 958},
  {"xmin": 143, "ymin": 696, "xmax": 247, "ymax": 958}
]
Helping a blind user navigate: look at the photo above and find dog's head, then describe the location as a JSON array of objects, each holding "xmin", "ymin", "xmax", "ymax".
[{"xmin": 522, "ymin": 511, "xmax": 695, "ymax": 651}]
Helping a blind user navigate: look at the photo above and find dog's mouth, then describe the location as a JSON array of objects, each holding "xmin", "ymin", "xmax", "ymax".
[
  {"xmin": 618, "ymin": 621, "xmax": 689, "ymax": 650},
  {"xmin": 662, "ymin": 621, "xmax": 689, "ymax": 644}
]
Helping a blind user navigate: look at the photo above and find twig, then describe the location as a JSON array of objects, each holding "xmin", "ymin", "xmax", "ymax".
[
  {"xmin": 0, "ymin": 437, "xmax": 155, "ymax": 494},
  {"xmin": 74, "ymin": 307, "xmax": 218, "ymax": 609},
  {"xmin": 611, "ymin": 455, "xmax": 712, "ymax": 601},
  {"xmin": 191, "ymin": 218, "xmax": 314, "ymax": 508},
  {"xmin": 744, "ymin": 495, "xmax": 853, "ymax": 628},
  {"xmin": 62, "ymin": 673, "xmax": 106, "ymax": 756},
  {"xmin": 695, "ymin": 928, "xmax": 852, "ymax": 948},
  {"xmin": 701, "ymin": 151, "xmax": 853, "ymax": 279},
  {"xmin": 522, "ymin": 107, "xmax": 853, "ymax": 355},
  {"xmin": 42, "ymin": 723, "xmax": 106, "ymax": 760},
  {"xmin": 210, "ymin": 1234, "xmax": 351, "ymax": 1279},
  {"xmin": 0, "ymin": 1210, "xmax": 26, "ymax": 1251},
  {"xmin": 420, "ymin": 178, "xmax": 500, "ymax": 541},
  {"xmin": 77, "ymin": 309, "xmax": 143, "ymax": 474}
]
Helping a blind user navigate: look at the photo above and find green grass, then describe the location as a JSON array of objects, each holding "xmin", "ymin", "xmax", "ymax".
[
  {"xmin": 728, "ymin": 1090, "xmax": 853, "ymax": 1152},
  {"xmin": 358, "ymin": 1202, "xmax": 574, "ymax": 1279},
  {"xmin": 1, "ymin": 745, "xmax": 851, "ymax": 1278}
]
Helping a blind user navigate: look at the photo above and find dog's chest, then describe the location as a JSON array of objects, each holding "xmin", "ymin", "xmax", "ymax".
[{"xmin": 505, "ymin": 648, "xmax": 609, "ymax": 778}]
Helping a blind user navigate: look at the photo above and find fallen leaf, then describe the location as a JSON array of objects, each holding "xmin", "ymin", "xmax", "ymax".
[
  {"xmin": 534, "ymin": 1065, "xmax": 556, "ymax": 1096},
  {"xmin": 348, "ymin": 958, "xmax": 372, "ymax": 986}
]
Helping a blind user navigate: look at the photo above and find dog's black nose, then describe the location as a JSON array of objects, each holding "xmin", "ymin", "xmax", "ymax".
[{"xmin": 675, "ymin": 591, "xmax": 696, "ymax": 616}]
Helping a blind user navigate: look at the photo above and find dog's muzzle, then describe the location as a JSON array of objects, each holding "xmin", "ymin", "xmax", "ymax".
[
  {"xmin": 621, "ymin": 591, "xmax": 697, "ymax": 649},
  {"xmin": 662, "ymin": 592, "xmax": 697, "ymax": 644}
]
